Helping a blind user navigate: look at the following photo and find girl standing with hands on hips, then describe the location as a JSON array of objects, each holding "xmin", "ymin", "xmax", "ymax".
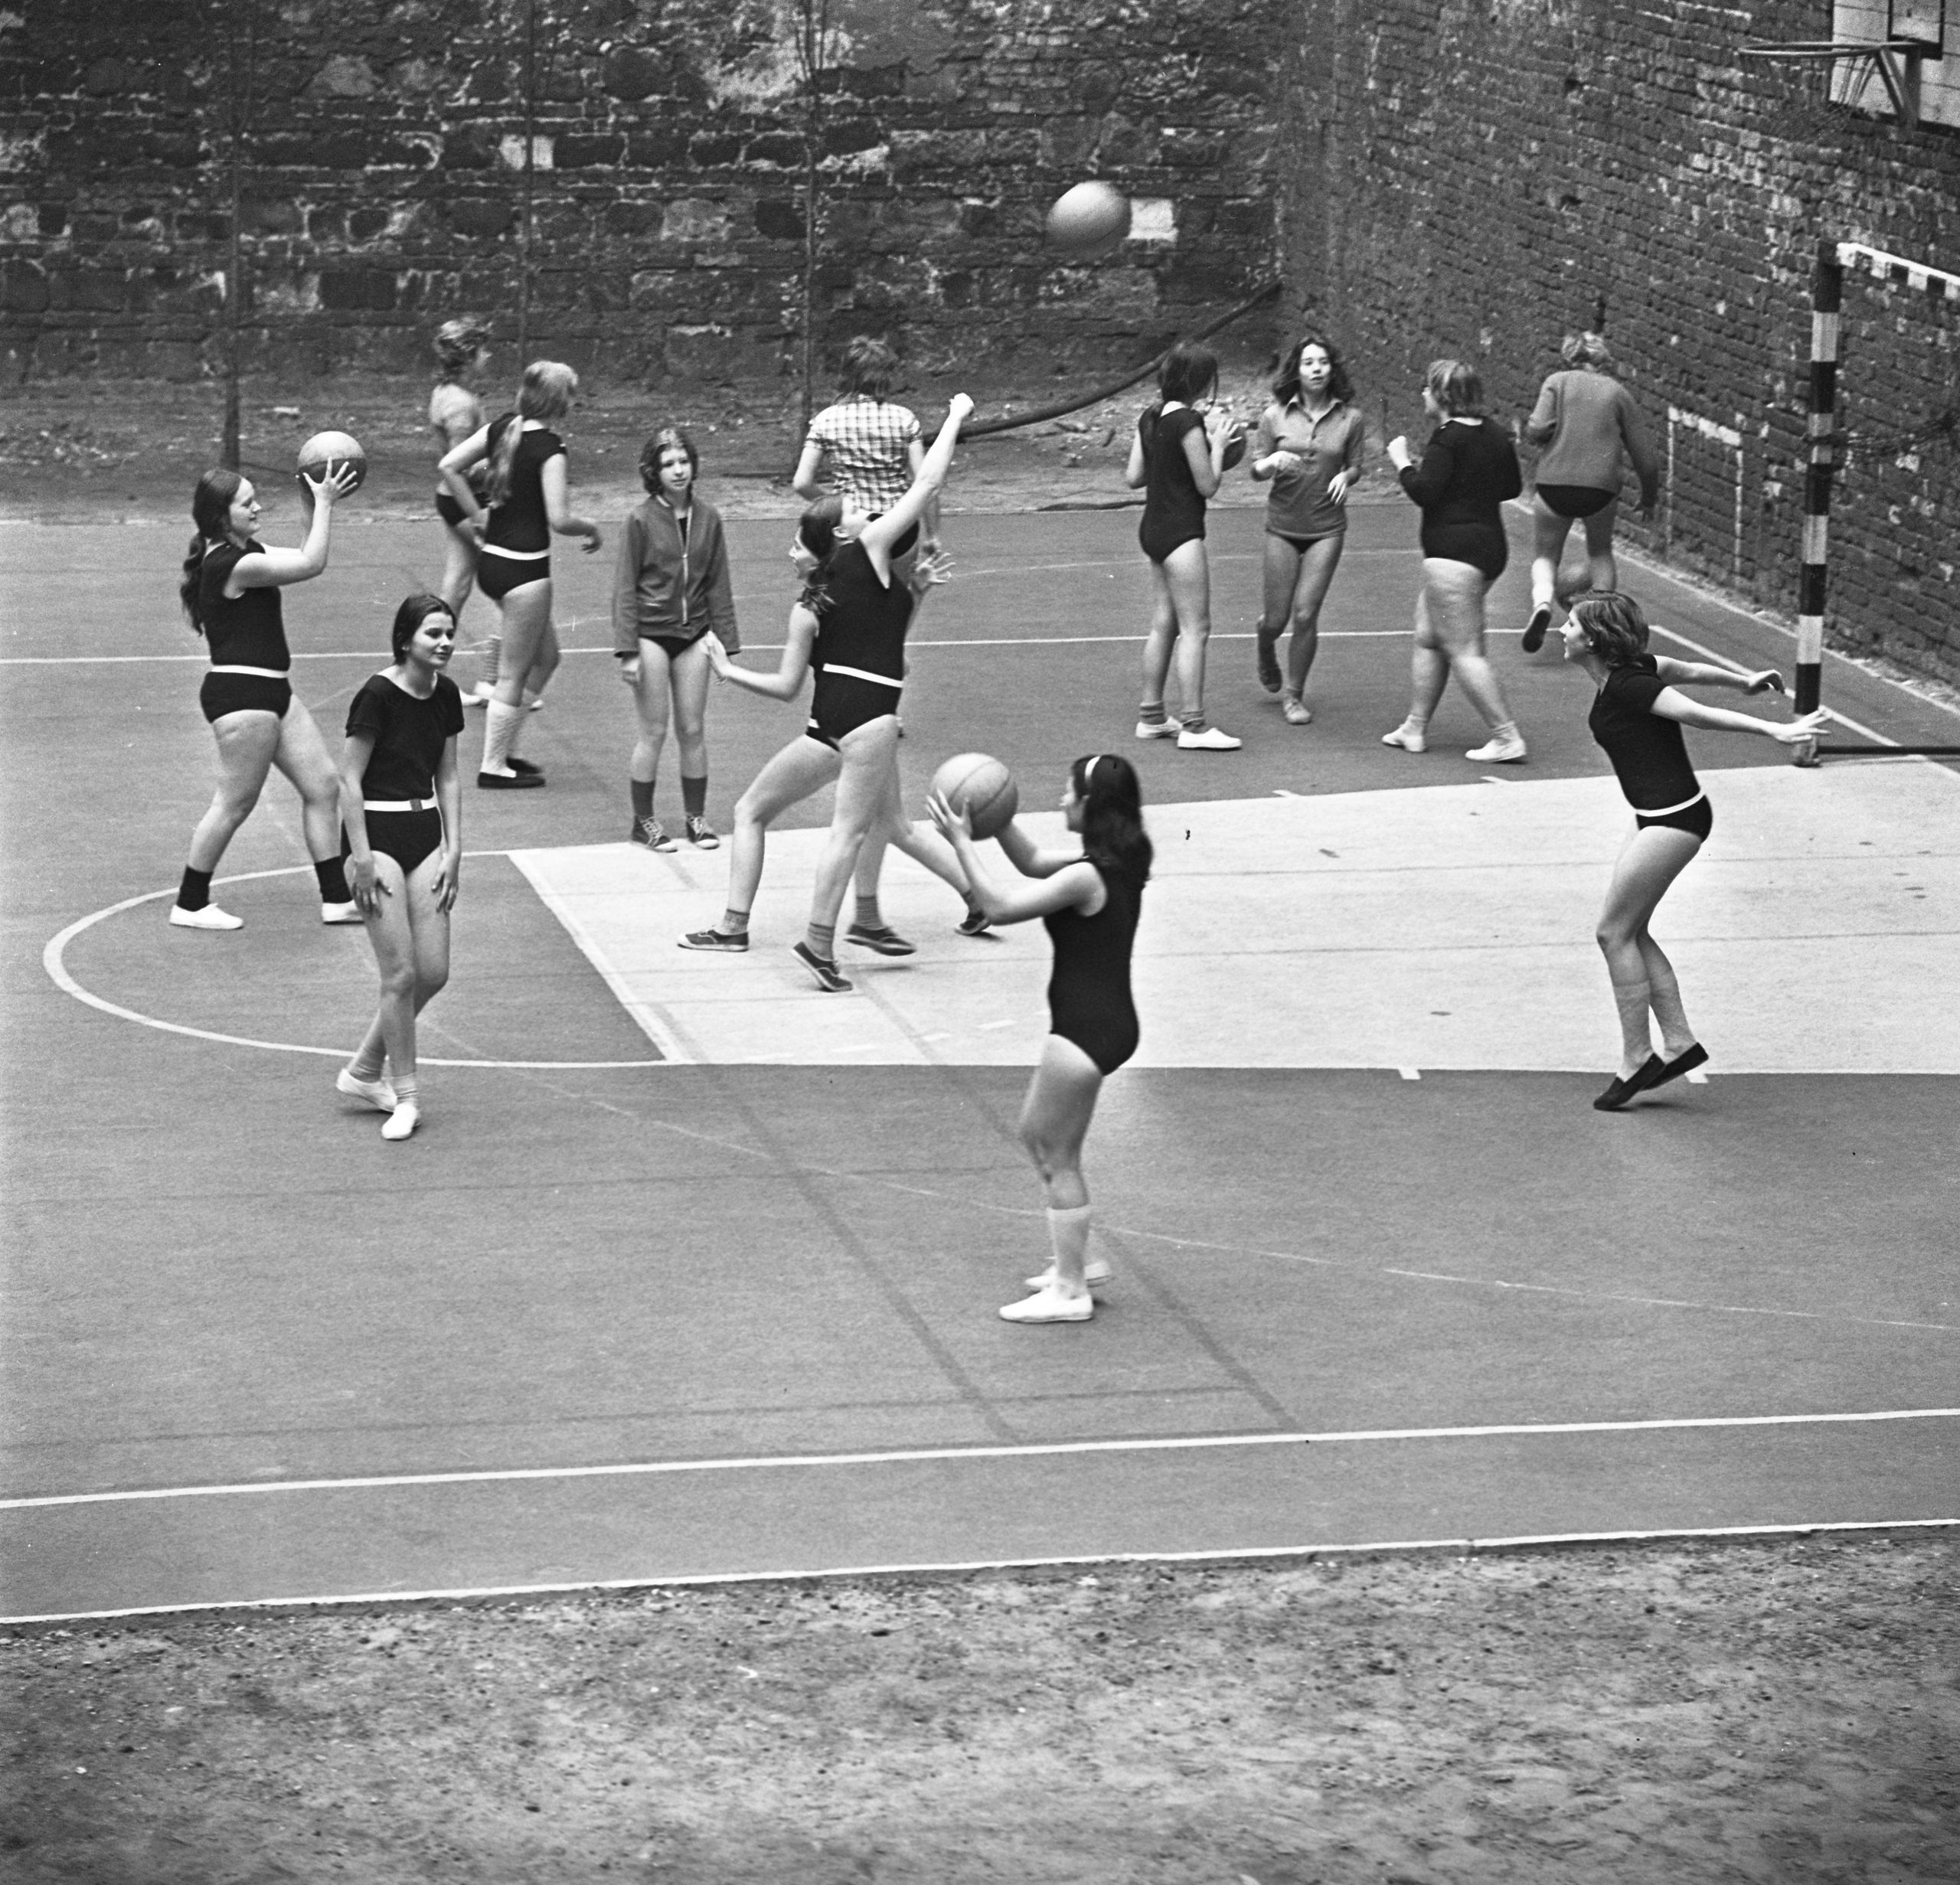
[
  {"xmin": 1383, "ymin": 359, "xmax": 1527, "ymax": 765},
  {"xmin": 613, "ymin": 426, "xmax": 740, "ymax": 852},
  {"xmin": 1250, "ymin": 333, "xmax": 1365, "ymax": 725},
  {"xmin": 1129, "ymin": 343, "xmax": 1242, "ymax": 751},
  {"xmin": 439, "ymin": 360, "xmax": 603, "ymax": 788},
  {"xmin": 335, "ymin": 593, "xmax": 466, "ymax": 1142},
  {"xmin": 170, "ymin": 463, "xmax": 361, "ymax": 931},
  {"xmin": 930, "ymin": 754, "xmax": 1152, "ymax": 1325},
  {"xmin": 1561, "ymin": 593, "xmax": 1824, "ymax": 1111}
]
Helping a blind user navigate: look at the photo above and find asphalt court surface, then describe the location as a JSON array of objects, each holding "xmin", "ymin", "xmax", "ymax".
[{"xmin": 3, "ymin": 499, "xmax": 1955, "ymax": 1619}]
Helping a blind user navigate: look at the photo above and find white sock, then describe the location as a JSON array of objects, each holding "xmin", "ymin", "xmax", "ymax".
[
  {"xmin": 1047, "ymin": 1204, "xmax": 1093, "ymax": 1290},
  {"xmin": 481, "ymin": 701, "xmax": 521, "ymax": 774}
]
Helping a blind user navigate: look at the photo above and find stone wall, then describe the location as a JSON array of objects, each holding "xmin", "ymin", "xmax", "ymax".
[
  {"xmin": 1280, "ymin": 0, "xmax": 1960, "ymax": 685},
  {"xmin": 0, "ymin": 0, "xmax": 1285, "ymax": 387}
]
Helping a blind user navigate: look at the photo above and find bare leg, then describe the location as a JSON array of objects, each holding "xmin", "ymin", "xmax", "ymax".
[
  {"xmin": 1423, "ymin": 557, "xmax": 1517, "ymax": 736},
  {"xmin": 1001, "ymin": 1035, "xmax": 1105, "ymax": 1319},
  {"xmin": 1530, "ymin": 494, "xmax": 1573, "ymax": 613},
  {"xmin": 1258, "ymin": 532, "xmax": 1302, "ymax": 688},
  {"xmin": 1596, "ymin": 823, "xmax": 1703, "ymax": 1078},
  {"xmin": 185, "ymin": 713, "xmax": 281, "ymax": 872},
  {"xmin": 267, "ymin": 698, "xmax": 345, "ymax": 864},
  {"xmin": 1162, "ymin": 537, "xmax": 1214, "ymax": 726},
  {"xmin": 482, "ymin": 579, "xmax": 551, "ymax": 774},
  {"xmin": 717, "ymin": 735, "xmax": 839, "ymax": 932},
  {"xmin": 1138, "ymin": 558, "xmax": 1178, "ymax": 713},
  {"xmin": 629, "ymin": 639, "xmax": 675, "ymax": 796},
  {"xmin": 1283, "ymin": 532, "xmax": 1344, "ymax": 702},
  {"xmin": 806, "ymin": 717, "xmax": 900, "ymax": 946},
  {"xmin": 1579, "ymin": 498, "xmax": 1622, "ymax": 596}
]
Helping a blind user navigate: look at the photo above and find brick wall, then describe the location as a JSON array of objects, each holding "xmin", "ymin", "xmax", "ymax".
[
  {"xmin": 1282, "ymin": 0, "xmax": 1960, "ymax": 687},
  {"xmin": 0, "ymin": 0, "xmax": 1284, "ymax": 388}
]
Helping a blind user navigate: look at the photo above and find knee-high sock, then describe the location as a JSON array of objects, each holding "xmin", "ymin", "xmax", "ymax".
[
  {"xmin": 1047, "ymin": 1204, "xmax": 1093, "ymax": 1289},
  {"xmin": 1612, "ymin": 975, "xmax": 1655, "ymax": 1070},
  {"xmin": 482, "ymin": 701, "xmax": 521, "ymax": 775}
]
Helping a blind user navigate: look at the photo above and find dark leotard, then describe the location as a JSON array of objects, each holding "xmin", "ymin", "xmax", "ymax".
[
  {"xmin": 1044, "ymin": 858, "xmax": 1145, "ymax": 1076},
  {"xmin": 806, "ymin": 539, "xmax": 913, "ymax": 750},
  {"xmin": 195, "ymin": 538, "xmax": 294, "ymax": 722},
  {"xmin": 1136, "ymin": 405, "xmax": 1207, "ymax": 564},
  {"xmin": 478, "ymin": 417, "xmax": 563, "ymax": 596},
  {"xmin": 1396, "ymin": 420, "xmax": 1522, "ymax": 580},
  {"xmin": 1589, "ymin": 655, "xmax": 1711, "ymax": 837},
  {"xmin": 342, "ymin": 672, "xmax": 466, "ymax": 876}
]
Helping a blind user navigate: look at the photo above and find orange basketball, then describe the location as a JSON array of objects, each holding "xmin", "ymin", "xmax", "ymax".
[{"xmin": 933, "ymin": 752, "xmax": 1019, "ymax": 841}]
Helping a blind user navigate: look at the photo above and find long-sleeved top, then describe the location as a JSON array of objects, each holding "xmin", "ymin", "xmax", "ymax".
[
  {"xmin": 610, "ymin": 495, "xmax": 740, "ymax": 655},
  {"xmin": 1396, "ymin": 419, "xmax": 1522, "ymax": 580},
  {"xmin": 1252, "ymin": 397, "xmax": 1366, "ymax": 538},
  {"xmin": 1525, "ymin": 369, "xmax": 1659, "ymax": 503}
]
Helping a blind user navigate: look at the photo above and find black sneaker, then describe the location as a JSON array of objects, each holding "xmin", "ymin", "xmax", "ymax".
[
  {"xmin": 845, "ymin": 921, "xmax": 916, "ymax": 956},
  {"xmin": 1521, "ymin": 603, "xmax": 1553, "ymax": 655},
  {"xmin": 957, "ymin": 905, "xmax": 994, "ymax": 938},
  {"xmin": 684, "ymin": 815, "xmax": 720, "ymax": 850},
  {"xmin": 630, "ymin": 817, "xmax": 677, "ymax": 852},
  {"xmin": 792, "ymin": 940, "xmax": 853, "ymax": 992}
]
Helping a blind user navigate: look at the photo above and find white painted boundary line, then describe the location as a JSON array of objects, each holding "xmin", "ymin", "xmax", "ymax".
[
  {"xmin": 8, "ymin": 1407, "xmax": 1955, "ymax": 1512},
  {"xmin": 8, "ymin": 1516, "xmax": 1956, "ymax": 1627}
]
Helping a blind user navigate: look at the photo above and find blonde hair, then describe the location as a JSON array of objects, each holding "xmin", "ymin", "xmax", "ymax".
[
  {"xmin": 1561, "ymin": 331, "xmax": 1615, "ymax": 372},
  {"xmin": 485, "ymin": 360, "xmax": 578, "ymax": 506},
  {"xmin": 1425, "ymin": 358, "xmax": 1484, "ymax": 418}
]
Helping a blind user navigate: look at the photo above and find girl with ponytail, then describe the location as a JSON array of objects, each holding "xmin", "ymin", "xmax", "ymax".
[{"xmin": 930, "ymin": 753, "xmax": 1152, "ymax": 1324}]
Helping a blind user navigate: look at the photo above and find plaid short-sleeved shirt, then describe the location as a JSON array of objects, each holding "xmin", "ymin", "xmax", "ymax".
[{"xmin": 806, "ymin": 396, "xmax": 921, "ymax": 511}]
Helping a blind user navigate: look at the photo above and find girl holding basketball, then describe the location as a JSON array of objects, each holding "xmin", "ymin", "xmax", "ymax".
[
  {"xmin": 613, "ymin": 425, "xmax": 740, "ymax": 852},
  {"xmin": 683, "ymin": 398, "xmax": 979, "ymax": 982},
  {"xmin": 426, "ymin": 318, "xmax": 496, "ymax": 702},
  {"xmin": 1560, "ymin": 593, "xmax": 1824, "ymax": 1110},
  {"xmin": 1383, "ymin": 358, "xmax": 1527, "ymax": 764},
  {"xmin": 170, "ymin": 463, "xmax": 361, "ymax": 932},
  {"xmin": 335, "ymin": 593, "xmax": 467, "ymax": 1142},
  {"xmin": 1250, "ymin": 333, "xmax": 1366, "ymax": 725},
  {"xmin": 930, "ymin": 754, "xmax": 1152, "ymax": 1325},
  {"xmin": 1520, "ymin": 332, "xmax": 1659, "ymax": 652},
  {"xmin": 439, "ymin": 360, "xmax": 603, "ymax": 788},
  {"xmin": 1128, "ymin": 341, "xmax": 1241, "ymax": 751}
]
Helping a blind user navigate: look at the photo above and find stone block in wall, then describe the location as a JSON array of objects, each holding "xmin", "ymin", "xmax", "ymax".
[
  {"xmin": 2, "ymin": 259, "xmax": 50, "ymax": 312},
  {"xmin": 753, "ymin": 198, "xmax": 802, "ymax": 242},
  {"xmin": 556, "ymin": 133, "xmax": 626, "ymax": 169},
  {"xmin": 661, "ymin": 199, "xmax": 731, "ymax": 245},
  {"xmin": 318, "ymin": 268, "xmax": 398, "ymax": 312},
  {"xmin": 443, "ymin": 198, "xmax": 514, "ymax": 239}
]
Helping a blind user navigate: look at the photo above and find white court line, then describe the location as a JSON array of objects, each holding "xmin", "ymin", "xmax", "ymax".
[
  {"xmin": 41, "ymin": 867, "xmax": 666, "ymax": 1070},
  {"xmin": 10, "ymin": 1516, "xmax": 1956, "ymax": 1627},
  {"xmin": 8, "ymin": 1407, "xmax": 1955, "ymax": 1512}
]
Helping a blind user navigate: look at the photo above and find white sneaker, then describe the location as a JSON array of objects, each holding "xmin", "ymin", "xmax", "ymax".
[
  {"xmin": 381, "ymin": 1101, "xmax": 420, "ymax": 1142},
  {"xmin": 999, "ymin": 1284, "xmax": 1093, "ymax": 1324},
  {"xmin": 321, "ymin": 900, "xmax": 363, "ymax": 925},
  {"xmin": 460, "ymin": 684, "xmax": 495, "ymax": 707},
  {"xmin": 1024, "ymin": 1256, "xmax": 1114, "ymax": 1292},
  {"xmin": 1134, "ymin": 717, "xmax": 1181, "ymax": 740},
  {"xmin": 336, "ymin": 1067, "xmax": 398, "ymax": 1112},
  {"xmin": 1380, "ymin": 724, "xmax": 1428, "ymax": 753},
  {"xmin": 169, "ymin": 903, "xmax": 243, "ymax": 930},
  {"xmin": 1466, "ymin": 733, "xmax": 1528, "ymax": 764},
  {"xmin": 1175, "ymin": 724, "xmax": 1242, "ymax": 751}
]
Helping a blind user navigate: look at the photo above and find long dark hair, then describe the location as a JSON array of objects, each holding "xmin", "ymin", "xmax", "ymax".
[
  {"xmin": 1271, "ymin": 332, "xmax": 1354, "ymax": 406},
  {"xmin": 796, "ymin": 495, "xmax": 845, "ymax": 613},
  {"xmin": 1070, "ymin": 753, "xmax": 1152, "ymax": 882},
  {"xmin": 484, "ymin": 359, "xmax": 577, "ymax": 508},
  {"xmin": 390, "ymin": 592, "xmax": 456, "ymax": 662},
  {"xmin": 1157, "ymin": 342, "xmax": 1218, "ymax": 407},
  {"xmin": 178, "ymin": 467, "xmax": 245, "ymax": 633}
]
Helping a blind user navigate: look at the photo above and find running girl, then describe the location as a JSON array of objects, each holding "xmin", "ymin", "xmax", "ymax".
[
  {"xmin": 334, "ymin": 594, "xmax": 466, "ymax": 1142},
  {"xmin": 170, "ymin": 464, "xmax": 361, "ymax": 931},
  {"xmin": 1383, "ymin": 359, "xmax": 1527, "ymax": 764},
  {"xmin": 1250, "ymin": 333, "xmax": 1365, "ymax": 725},
  {"xmin": 1561, "ymin": 593, "xmax": 1824, "ymax": 1110},
  {"xmin": 613, "ymin": 426, "xmax": 740, "ymax": 851},
  {"xmin": 930, "ymin": 754, "xmax": 1152, "ymax": 1325},
  {"xmin": 427, "ymin": 318, "xmax": 504, "ymax": 704},
  {"xmin": 439, "ymin": 360, "xmax": 603, "ymax": 788}
]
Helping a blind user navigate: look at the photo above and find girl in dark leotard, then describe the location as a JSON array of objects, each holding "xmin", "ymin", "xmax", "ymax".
[
  {"xmin": 684, "ymin": 397, "xmax": 982, "ymax": 978},
  {"xmin": 439, "ymin": 360, "xmax": 604, "ymax": 787},
  {"xmin": 1383, "ymin": 358, "xmax": 1528, "ymax": 764},
  {"xmin": 1126, "ymin": 343, "xmax": 1242, "ymax": 751},
  {"xmin": 170, "ymin": 463, "xmax": 361, "ymax": 933},
  {"xmin": 335, "ymin": 593, "xmax": 468, "ymax": 1142},
  {"xmin": 1560, "ymin": 593, "xmax": 1824, "ymax": 1112},
  {"xmin": 931, "ymin": 753, "xmax": 1152, "ymax": 1325}
]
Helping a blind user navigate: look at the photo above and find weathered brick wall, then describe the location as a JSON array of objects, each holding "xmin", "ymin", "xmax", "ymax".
[
  {"xmin": 1282, "ymin": 0, "xmax": 1960, "ymax": 686},
  {"xmin": 0, "ymin": 0, "xmax": 1284, "ymax": 387}
]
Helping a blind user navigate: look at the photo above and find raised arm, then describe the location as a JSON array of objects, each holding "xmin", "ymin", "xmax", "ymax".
[
  {"xmin": 994, "ymin": 816, "xmax": 1086, "ymax": 880},
  {"xmin": 929, "ymin": 797, "xmax": 1106, "ymax": 924},
  {"xmin": 541, "ymin": 452, "xmax": 603, "ymax": 553},
  {"xmin": 704, "ymin": 603, "xmax": 815, "ymax": 701},
  {"xmin": 860, "ymin": 394, "xmax": 974, "ymax": 560},
  {"xmin": 230, "ymin": 466, "xmax": 354, "ymax": 590}
]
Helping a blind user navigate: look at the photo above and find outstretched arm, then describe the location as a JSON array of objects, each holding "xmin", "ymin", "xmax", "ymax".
[
  {"xmin": 1648, "ymin": 687, "xmax": 1828, "ymax": 746},
  {"xmin": 1653, "ymin": 655, "xmax": 1785, "ymax": 696},
  {"xmin": 860, "ymin": 394, "xmax": 975, "ymax": 560}
]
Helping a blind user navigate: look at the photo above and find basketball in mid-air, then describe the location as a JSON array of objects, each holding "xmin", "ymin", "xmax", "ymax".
[
  {"xmin": 933, "ymin": 752, "xmax": 1019, "ymax": 841},
  {"xmin": 1046, "ymin": 181, "xmax": 1129, "ymax": 260},
  {"xmin": 296, "ymin": 429, "xmax": 368, "ymax": 493}
]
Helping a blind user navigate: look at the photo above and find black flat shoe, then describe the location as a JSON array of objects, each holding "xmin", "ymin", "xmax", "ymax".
[
  {"xmin": 508, "ymin": 756, "xmax": 545, "ymax": 777},
  {"xmin": 477, "ymin": 769, "xmax": 545, "ymax": 789},
  {"xmin": 1648, "ymin": 1042, "xmax": 1708, "ymax": 1090},
  {"xmin": 1594, "ymin": 1054, "xmax": 1664, "ymax": 1111}
]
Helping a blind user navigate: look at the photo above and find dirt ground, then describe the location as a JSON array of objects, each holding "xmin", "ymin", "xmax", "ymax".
[{"xmin": 4, "ymin": 1535, "xmax": 1956, "ymax": 1883}]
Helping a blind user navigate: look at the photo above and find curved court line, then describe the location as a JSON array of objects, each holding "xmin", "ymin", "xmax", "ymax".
[
  {"xmin": 42, "ymin": 867, "xmax": 665, "ymax": 1070},
  {"xmin": 9, "ymin": 1514, "xmax": 1955, "ymax": 1625},
  {"xmin": 6, "ymin": 1406, "xmax": 1955, "ymax": 1512}
]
